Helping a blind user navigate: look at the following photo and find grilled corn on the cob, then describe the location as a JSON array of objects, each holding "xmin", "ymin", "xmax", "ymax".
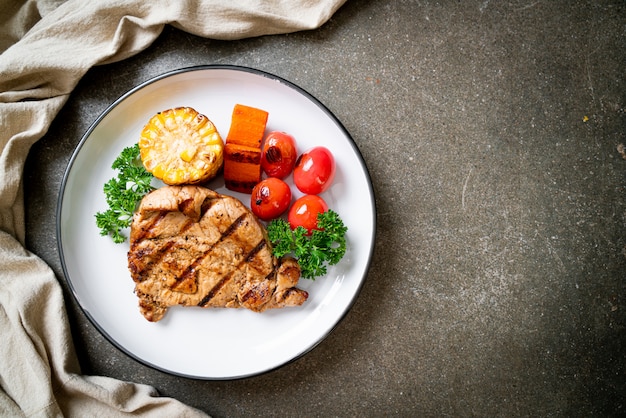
[{"xmin": 139, "ymin": 107, "xmax": 224, "ymax": 185}]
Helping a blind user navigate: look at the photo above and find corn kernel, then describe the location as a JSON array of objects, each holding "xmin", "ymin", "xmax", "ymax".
[{"xmin": 180, "ymin": 146, "xmax": 197, "ymax": 162}]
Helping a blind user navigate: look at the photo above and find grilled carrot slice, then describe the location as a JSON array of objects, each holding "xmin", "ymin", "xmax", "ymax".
[
  {"xmin": 223, "ymin": 143, "xmax": 262, "ymax": 193},
  {"xmin": 226, "ymin": 104, "xmax": 268, "ymax": 148},
  {"xmin": 224, "ymin": 104, "xmax": 268, "ymax": 193}
]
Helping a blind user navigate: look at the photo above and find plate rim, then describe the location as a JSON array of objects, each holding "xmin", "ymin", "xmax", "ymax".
[{"xmin": 56, "ymin": 64, "xmax": 377, "ymax": 380}]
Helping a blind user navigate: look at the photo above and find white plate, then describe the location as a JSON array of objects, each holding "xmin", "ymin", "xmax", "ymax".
[{"xmin": 57, "ymin": 65, "xmax": 376, "ymax": 380}]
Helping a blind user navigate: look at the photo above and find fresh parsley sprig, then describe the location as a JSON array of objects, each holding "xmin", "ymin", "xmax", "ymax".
[
  {"xmin": 95, "ymin": 144, "xmax": 155, "ymax": 243},
  {"xmin": 267, "ymin": 210, "xmax": 348, "ymax": 279}
]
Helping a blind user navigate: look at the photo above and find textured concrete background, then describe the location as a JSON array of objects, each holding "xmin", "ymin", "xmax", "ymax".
[{"xmin": 24, "ymin": 0, "xmax": 625, "ymax": 416}]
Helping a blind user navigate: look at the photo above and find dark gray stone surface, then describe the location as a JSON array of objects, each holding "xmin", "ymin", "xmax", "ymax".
[{"xmin": 24, "ymin": 1, "xmax": 625, "ymax": 416}]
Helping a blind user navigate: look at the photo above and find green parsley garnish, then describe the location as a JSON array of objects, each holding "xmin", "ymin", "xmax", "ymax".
[
  {"xmin": 95, "ymin": 144, "xmax": 155, "ymax": 243},
  {"xmin": 267, "ymin": 210, "xmax": 348, "ymax": 279}
]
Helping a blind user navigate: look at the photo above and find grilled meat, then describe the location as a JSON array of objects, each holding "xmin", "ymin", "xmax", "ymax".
[{"xmin": 127, "ymin": 185, "xmax": 308, "ymax": 322}]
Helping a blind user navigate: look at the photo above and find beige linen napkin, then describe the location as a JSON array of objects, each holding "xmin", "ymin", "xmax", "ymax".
[{"xmin": 0, "ymin": 0, "xmax": 346, "ymax": 416}]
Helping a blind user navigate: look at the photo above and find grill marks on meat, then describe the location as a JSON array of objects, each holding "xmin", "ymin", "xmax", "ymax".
[{"xmin": 128, "ymin": 185, "xmax": 308, "ymax": 322}]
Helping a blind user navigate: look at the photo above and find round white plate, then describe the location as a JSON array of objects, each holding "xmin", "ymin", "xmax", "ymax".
[{"xmin": 57, "ymin": 65, "xmax": 376, "ymax": 380}]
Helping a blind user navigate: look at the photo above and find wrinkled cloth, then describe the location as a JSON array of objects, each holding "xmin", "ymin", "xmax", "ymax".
[{"xmin": 0, "ymin": 0, "xmax": 345, "ymax": 416}]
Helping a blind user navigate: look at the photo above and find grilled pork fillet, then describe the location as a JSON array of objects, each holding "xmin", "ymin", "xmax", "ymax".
[{"xmin": 127, "ymin": 185, "xmax": 308, "ymax": 322}]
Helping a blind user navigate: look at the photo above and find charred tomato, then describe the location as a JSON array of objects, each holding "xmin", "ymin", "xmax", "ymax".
[
  {"xmin": 251, "ymin": 178, "xmax": 292, "ymax": 221},
  {"xmin": 261, "ymin": 131, "xmax": 298, "ymax": 179}
]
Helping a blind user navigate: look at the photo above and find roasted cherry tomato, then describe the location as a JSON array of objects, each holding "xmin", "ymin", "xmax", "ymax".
[
  {"xmin": 251, "ymin": 178, "xmax": 292, "ymax": 221},
  {"xmin": 288, "ymin": 194, "xmax": 328, "ymax": 234},
  {"xmin": 261, "ymin": 131, "xmax": 298, "ymax": 179},
  {"xmin": 293, "ymin": 146, "xmax": 336, "ymax": 195}
]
